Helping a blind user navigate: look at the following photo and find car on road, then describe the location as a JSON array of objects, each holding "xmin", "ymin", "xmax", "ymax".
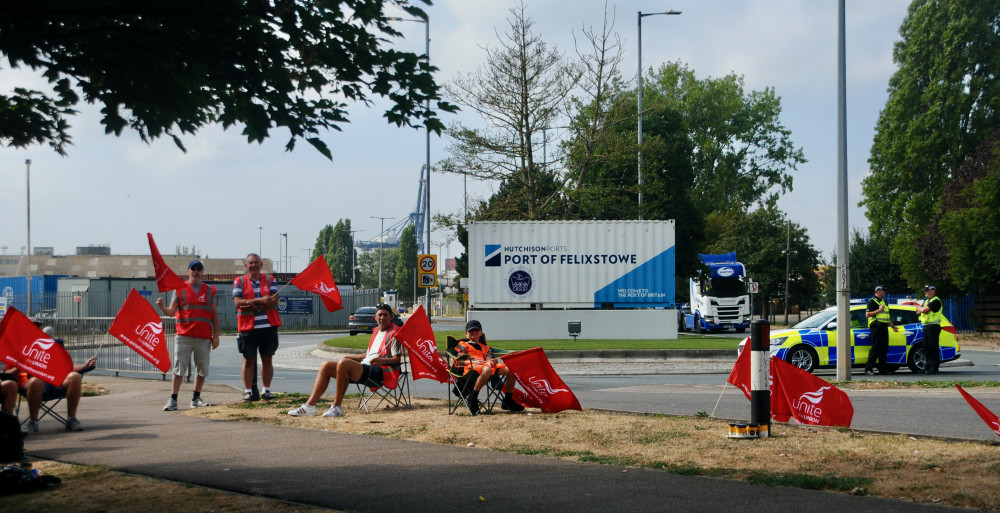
[
  {"xmin": 348, "ymin": 306, "xmax": 404, "ymax": 336},
  {"xmin": 737, "ymin": 304, "xmax": 960, "ymax": 373}
]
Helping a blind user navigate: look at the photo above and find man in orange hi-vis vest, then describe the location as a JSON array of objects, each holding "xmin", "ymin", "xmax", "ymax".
[
  {"xmin": 233, "ymin": 253, "xmax": 282, "ymax": 402},
  {"xmin": 157, "ymin": 260, "xmax": 220, "ymax": 411}
]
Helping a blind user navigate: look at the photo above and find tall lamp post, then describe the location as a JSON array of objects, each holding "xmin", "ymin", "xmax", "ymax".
[
  {"xmin": 371, "ymin": 216, "xmax": 391, "ymax": 292},
  {"xmin": 388, "ymin": 14, "xmax": 431, "ymax": 316},
  {"xmin": 25, "ymin": 159, "xmax": 31, "ymax": 317},
  {"xmin": 637, "ymin": 10, "xmax": 681, "ymax": 221},
  {"xmin": 280, "ymin": 233, "xmax": 288, "ymax": 273}
]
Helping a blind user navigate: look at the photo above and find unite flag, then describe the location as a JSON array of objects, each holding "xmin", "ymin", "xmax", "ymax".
[
  {"xmin": 726, "ymin": 346, "xmax": 752, "ymax": 400},
  {"xmin": 955, "ymin": 384, "xmax": 1000, "ymax": 438},
  {"xmin": 147, "ymin": 233, "xmax": 187, "ymax": 293},
  {"xmin": 392, "ymin": 305, "xmax": 449, "ymax": 383},
  {"xmin": 0, "ymin": 307, "xmax": 74, "ymax": 386},
  {"xmin": 770, "ymin": 357, "xmax": 853, "ymax": 427},
  {"xmin": 289, "ymin": 256, "xmax": 343, "ymax": 313},
  {"xmin": 502, "ymin": 347, "xmax": 582, "ymax": 413},
  {"xmin": 108, "ymin": 289, "xmax": 171, "ymax": 373}
]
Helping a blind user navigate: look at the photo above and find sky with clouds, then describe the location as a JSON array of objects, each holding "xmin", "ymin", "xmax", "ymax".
[{"xmin": 0, "ymin": 0, "xmax": 910, "ymax": 273}]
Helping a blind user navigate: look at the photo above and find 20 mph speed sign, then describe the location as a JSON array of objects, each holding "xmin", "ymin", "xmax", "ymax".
[{"xmin": 419, "ymin": 254, "xmax": 437, "ymax": 273}]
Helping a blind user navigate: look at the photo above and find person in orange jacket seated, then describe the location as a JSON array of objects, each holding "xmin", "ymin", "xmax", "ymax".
[{"xmin": 453, "ymin": 319, "xmax": 524, "ymax": 415}]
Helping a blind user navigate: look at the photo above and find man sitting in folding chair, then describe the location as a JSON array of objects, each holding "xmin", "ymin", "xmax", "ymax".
[
  {"xmin": 9, "ymin": 352, "xmax": 97, "ymax": 435},
  {"xmin": 288, "ymin": 303, "xmax": 403, "ymax": 418},
  {"xmin": 452, "ymin": 320, "xmax": 524, "ymax": 416}
]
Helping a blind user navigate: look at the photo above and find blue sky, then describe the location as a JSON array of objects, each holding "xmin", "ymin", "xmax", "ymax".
[{"xmin": 0, "ymin": 0, "xmax": 909, "ymax": 272}]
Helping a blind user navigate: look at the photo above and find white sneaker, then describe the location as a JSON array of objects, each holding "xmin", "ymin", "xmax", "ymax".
[
  {"xmin": 322, "ymin": 405, "xmax": 344, "ymax": 418},
  {"xmin": 25, "ymin": 421, "xmax": 39, "ymax": 435},
  {"xmin": 163, "ymin": 398, "xmax": 178, "ymax": 411},
  {"xmin": 287, "ymin": 404, "xmax": 317, "ymax": 416},
  {"xmin": 190, "ymin": 397, "xmax": 208, "ymax": 408}
]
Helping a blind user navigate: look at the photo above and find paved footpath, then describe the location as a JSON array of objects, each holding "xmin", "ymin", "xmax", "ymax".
[{"xmin": 22, "ymin": 375, "xmax": 972, "ymax": 513}]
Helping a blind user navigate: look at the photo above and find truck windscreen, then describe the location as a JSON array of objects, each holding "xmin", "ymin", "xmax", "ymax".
[{"xmin": 708, "ymin": 276, "xmax": 745, "ymax": 298}]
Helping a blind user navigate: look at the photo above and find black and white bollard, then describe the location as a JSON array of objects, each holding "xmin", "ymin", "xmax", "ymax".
[{"xmin": 750, "ymin": 319, "xmax": 770, "ymax": 438}]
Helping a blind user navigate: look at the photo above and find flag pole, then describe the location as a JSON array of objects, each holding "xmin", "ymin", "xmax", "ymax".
[{"xmin": 711, "ymin": 382, "xmax": 730, "ymax": 418}]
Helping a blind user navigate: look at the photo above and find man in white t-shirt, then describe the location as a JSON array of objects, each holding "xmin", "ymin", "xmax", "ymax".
[{"xmin": 287, "ymin": 303, "xmax": 402, "ymax": 418}]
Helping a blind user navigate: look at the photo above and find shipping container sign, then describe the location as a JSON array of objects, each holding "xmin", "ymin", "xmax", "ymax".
[{"xmin": 469, "ymin": 221, "xmax": 675, "ymax": 308}]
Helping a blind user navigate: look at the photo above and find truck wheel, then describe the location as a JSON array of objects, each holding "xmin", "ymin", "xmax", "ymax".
[
  {"xmin": 735, "ymin": 327, "xmax": 746, "ymax": 334},
  {"xmin": 694, "ymin": 315, "xmax": 704, "ymax": 334},
  {"xmin": 907, "ymin": 343, "xmax": 927, "ymax": 373},
  {"xmin": 785, "ymin": 345, "xmax": 817, "ymax": 373}
]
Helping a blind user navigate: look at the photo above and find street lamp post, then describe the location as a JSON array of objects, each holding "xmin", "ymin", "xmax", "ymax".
[
  {"xmin": 280, "ymin": 233, "xmax": 288, "ymax": 273},
  {"xmin": 388, "ymin": 14, "xmax": 431, "ymax": 317},
  {"xmin": 370, "ymin": 216, "xmax": 390, "ymax": 292},
  {"xmin": 637, "ymin": 10, "xmax": 681, "ymax": 221},
  {"xmin": 25, "ymin": 159, "xmax": 31, "ymax": 317}
]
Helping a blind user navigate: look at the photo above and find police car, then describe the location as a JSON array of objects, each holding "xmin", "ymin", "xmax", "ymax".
[{"xmin": 737, "ymin": 304, "xmax": 960, "ymax": 373}]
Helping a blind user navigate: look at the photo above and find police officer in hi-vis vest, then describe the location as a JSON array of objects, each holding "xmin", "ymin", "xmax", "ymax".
[
  {"xmin": 157, "ymin": 260, "xmax": 220, "ymax": 411},
  {"xmin": 233, "ymin": 253, "xmax": 282, "ymax": 402},
  {"xmin": 864, "ymin": 285, "xmax": 897, "ymax": 375},
  {"xmin": 916, "ymin": 285, "xmax": 943, "ymax": 374}
]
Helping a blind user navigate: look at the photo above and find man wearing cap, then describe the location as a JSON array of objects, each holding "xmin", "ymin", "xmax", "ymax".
[
  {"xmin": 864, "ymin": 285, "xmax": 897, "ymax": 376},
  {"xmin": 916, "ymin": 285, "xmax": 943, "ymax": 374},
  {"xmin": 453, "ymin": 319, "xmax": 524, "ymax": 415},
  {"xmin": 287, "ymin": 303, "xmax": 401, "ymax": 418},
  {"xmin": 157, "ymin": 260, "xmax": 219, "ymax": 410}
]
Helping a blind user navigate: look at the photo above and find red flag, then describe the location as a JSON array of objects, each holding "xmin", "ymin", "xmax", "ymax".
[
  {"xmin": 108, "ymin": 289, "xmax": 171, "ymax": 373},
  {"xmin": 955, "ymin": 384, "xmax": 1000, "ymax": 438},
  {"xmin": 502, "ymin": 347, "xmax": 582, "ymax": 413},
  {"xmin": 727, "ymin": 343, "xmax": 752, "ymax": 400},
  {"xmin": 148, "ymin": 233, "xmax": 187, "ymax": 293},
  {"xmin": 0, "ymin": 307, "xmax": 74, "ymax": 386},
  {"xmin": 770, "ymin": 357, "xmax": 853, "ymax": 427},
  {"xmin": 392, "ymin": 305, "xmax": 449, "ymax": 383},
  {"xmin": 289, "ymin": 255, "xmax": 343, "ymax": 313}
]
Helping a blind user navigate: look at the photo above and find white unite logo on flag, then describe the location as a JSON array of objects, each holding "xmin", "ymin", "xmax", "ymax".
[
  {"xmin": 792, "ymin": 386, "xmax": 830, "ymax": 419},
  {"xmin": 528, "ymin": 376, "xmax": 568, "ymax": 398},
  {"xmin": 22, "ymin": 338, "xmax": 56, "ymax": 364},
  {"xmin": 991, "ymin": 421, "xmax": 1000, "ymax": 436},
  {"xmin": 135, "ymin": 321, "xmax": 164, "ymax": 344},
  {"xmin": 311, "ymin": 282, "xmax": 336, "ymax": 295}
]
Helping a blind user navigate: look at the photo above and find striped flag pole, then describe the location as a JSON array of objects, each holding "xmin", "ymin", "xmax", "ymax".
[{"xmin": 750, "ymin": 319, "xmax": 771, "ymax": 438}]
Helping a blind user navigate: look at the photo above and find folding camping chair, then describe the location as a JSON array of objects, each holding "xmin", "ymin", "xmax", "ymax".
[
  {"xmin": 355, "ymin": 348, "xmax": 412, "ymax": 413},
  {"xmin": 446, "ymin": 336, "xmax": 508, "ymax": 415},
  {"xmin": 15, "ymin": 387, "xmax": 69, "ymax": 429}
]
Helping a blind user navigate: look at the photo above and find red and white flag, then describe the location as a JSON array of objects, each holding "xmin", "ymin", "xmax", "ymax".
[
  {"xmin": 770, "ymin": 357, "xmax": 853, "ymax": 427},
  {"xmin": 955, "ymin": 384, "xmax": 1000, "ymax": 438},
  {"xmin": 289, "ymin": 255, "xmax": 343, "ymax": 313},
  {"xmin": 726, "ymin": 344, "xmax": 752, "ymax": 400},
  {"xmin": 108, "ymin": 289, "xmax": 171, "ymax": 373},
  {"xmin": 502, "ymin": 347, "xmax": 582, "ymax": 413},
  {"xmin": 147, "ymin": 233, "xmax": 187, "ymax": 293},
  {"xmin": 392, "ymin": 305, "xmax": 449, "ymax": 383},
  {"xmin": 0, "ymin": 307, "xmax": 74, "ymax": 386}
]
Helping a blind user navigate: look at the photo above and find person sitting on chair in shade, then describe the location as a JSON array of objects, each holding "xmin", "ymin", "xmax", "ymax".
[{"xmin": 7, "ymin": 327, "xmax": 96, "ymax": 434}]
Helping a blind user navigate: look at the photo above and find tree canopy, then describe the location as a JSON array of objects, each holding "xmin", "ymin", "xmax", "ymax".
[
  {"xmin": 862, "ymin": 0, "xmax": 1000, "ymax": 289},
  {"xmin": 0, "ymin": 0, "xmax": 455, "ymax": 159}
]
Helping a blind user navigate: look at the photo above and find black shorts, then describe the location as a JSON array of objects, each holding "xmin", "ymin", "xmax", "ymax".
[
  {"xmin": 19, "ymin": 383, "xmax": 66, "ymax": 402},
  {"xmin": 353, "ymin": 364, "xmax": 384, "ymax": 387},
  {"xmin": 237, "ymin": 326, "xmax": 279, "ymax": 358}
]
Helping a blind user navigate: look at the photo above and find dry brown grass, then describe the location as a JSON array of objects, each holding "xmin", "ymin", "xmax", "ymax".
[
  {"xmin": 3, "ymin": 460, "xmax": 339, "ymax": 512},
  {"xmin": 183, "ymin": 394, "xmax": 1000, "ymax": 511}
]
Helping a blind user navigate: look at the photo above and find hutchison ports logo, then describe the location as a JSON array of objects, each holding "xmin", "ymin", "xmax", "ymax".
[{"xmin": 485, "ymin": 244, "xmax": 502, "ymax": 267}]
